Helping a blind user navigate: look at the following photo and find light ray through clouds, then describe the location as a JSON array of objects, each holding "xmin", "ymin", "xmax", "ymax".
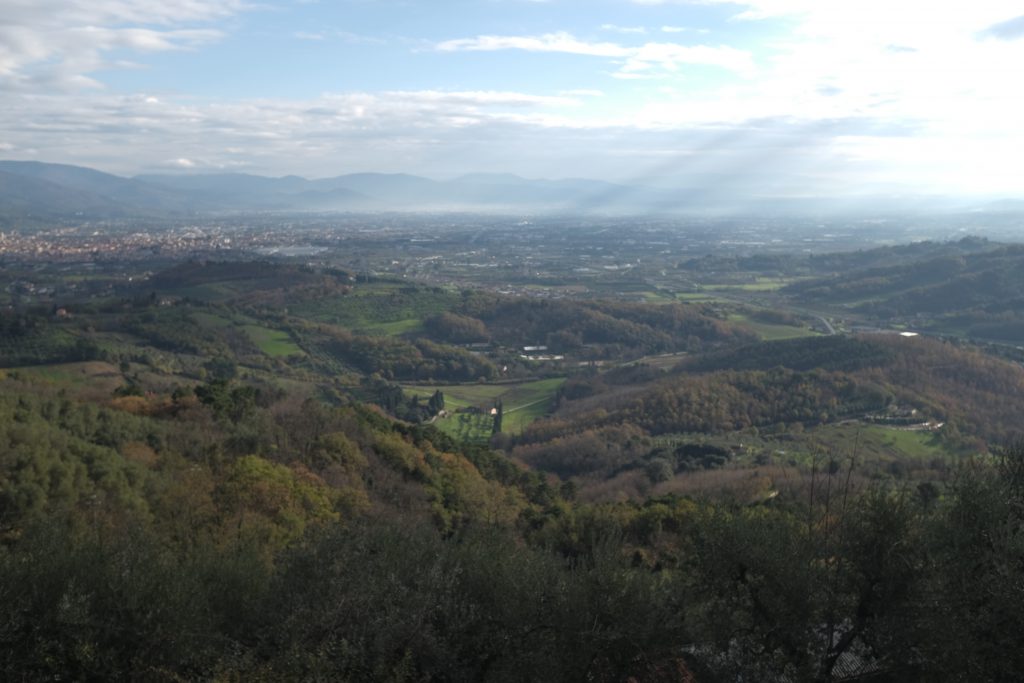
[{"xmin": 0, "ymin": 0, "xmax": 1022, "ymax": 200}]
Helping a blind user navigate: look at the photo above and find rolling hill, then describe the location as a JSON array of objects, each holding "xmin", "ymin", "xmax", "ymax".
[{"xmin": 785, "ymin": 243, "xmax": 1024, "ymax": 339}]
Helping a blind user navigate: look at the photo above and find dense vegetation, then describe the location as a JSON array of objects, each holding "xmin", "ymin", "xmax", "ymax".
[
  {"xmin": 680, "ymin": 235, "xmax": 997, "ymax": 282},
  {"xmin": 4, "ymin": 256, "xmax": 1024, "ymax": 680},
  {"xmin": 2, "ymin": 374, "xmax": 1023, "ymax": 680},
  {"xmin": 462, "ymin": 297, "xmax": 755, "ymax": 356},
  {"xmin": 0, "ymin": 311, "xmax": 103, "ymax": 367},
  {"xmin": 509, "ymin": 335, "xmax": 1024, "ymax": 485},
  {"xmin": 110, "ymin": 262, "xmax": 752, "ymax": 383},
  {"xmin": 786, "ymin": 242, "xmax": 1024, "ymax": 340}
]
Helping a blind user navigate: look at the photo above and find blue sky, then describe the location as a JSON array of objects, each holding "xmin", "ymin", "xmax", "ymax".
[
  {"xmin": 98, "ymin": 1, "xmax": 762, "ymax": 97},
  {"xmin": 2, "ymin": 1, "xmax": 1024, "ymax": 199}
]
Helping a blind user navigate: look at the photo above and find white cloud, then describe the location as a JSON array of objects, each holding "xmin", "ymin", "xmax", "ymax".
[
  {"xmin": 3, "ymin": 75, "xmax": 1021, "ymax": 196},
  {"xmin": 0, "ymin": 0, "xmax": 242, "ymax": 90},
  {"xmin": 437, "ymin": 33, "xmax": 629, "ymax": 58},
  {"xmin": 437, "ymin": 32, "xmax": 754, "ymax": 76},
  {"xmin": 622, "ymin": 42, "xmax": 754, "ymax": 76},
  {"xmin": 980, "ymin": 14, "xmax": 1024, "ymax": 40},
  {"xmin": 630, "ymin": 0, "xmax": 1023, "ymax": 29},
  {"xmin": 0, "ymin": 88, "xmax": 598, "ymax": 174},
  {"xmin": 661, "ymin": 26, "xmax": 710, "ymax": 34},
  {"xmin": 612, "ymin": 0, "xmax": 1024, "ymax": 196},
  {"xmin": 292, "ymin": 29, "xmax": 385, "ymax": 45},
  {"xmin": 600, "ymin": 24, "xmax": 647, "ymax": 34},
  {"xmin": 3, "ymin": 0, "xmax": 1024, "ymax": 198},
  {"xmin": 0, "ymin": 0, "xmax": 242, "ymax": 27}
]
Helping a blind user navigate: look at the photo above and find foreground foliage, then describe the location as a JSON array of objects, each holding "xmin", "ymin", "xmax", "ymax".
[{"xmin": 1, "ymin": 374, "xmax": 1023, "ymax": 681}]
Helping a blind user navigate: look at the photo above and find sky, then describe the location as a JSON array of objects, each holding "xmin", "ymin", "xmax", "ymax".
[{"xmin": 1, "ymin": 0, "xmax": 1023, "ymax": 199}]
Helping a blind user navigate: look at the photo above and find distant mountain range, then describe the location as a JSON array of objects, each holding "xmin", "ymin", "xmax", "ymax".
[
  {"xmin": 1, "ymin": 159, "xmax": 1022, "ymax": 222},
  {"xmin": 0, "ymin": 160, "xmax": 671, "ymax": 220}
]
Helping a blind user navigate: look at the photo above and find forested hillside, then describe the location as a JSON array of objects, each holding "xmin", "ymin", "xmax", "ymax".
[
  {"xmin": 512, "ymin": 335, "xmax": 1024, "ymax": 486},
  {"xmin": 3, "ymin": 258, "xmax": 1024, "ymax": 680},
  {"xmin": 2, "ymin": 371, "xmax": 1023, "ymax": 681},
  {"xmin": 786, "ymin": 243, "xmax": 1024, "ymax": 340},
  {"xmin": 680, "ymin": 235, "xmax": 997, "ymax": 281}
]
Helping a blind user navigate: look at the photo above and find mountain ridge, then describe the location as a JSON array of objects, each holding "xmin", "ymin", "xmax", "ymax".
[{"xmin": 3, "ymin": 159, "xmax": 1024, "ymax": 219}]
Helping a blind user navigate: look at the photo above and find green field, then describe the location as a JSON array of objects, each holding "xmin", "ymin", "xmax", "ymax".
[
  {"xmin": 191, "ymin": 311, "xmax": 234, "ymax": 329},
  {"xmin": 706, "ymin": 277, "xmax": 800, "ymax": 293},
  {"xmin": 171, "ymin": 283, "xmax": 246, "ymax": 302},
  {"xmin": 6, "ymin": 361, "xmax": 117, "ymax": 385},
  {"xmin": 865, "ymin": 425, "xmax": 950, "ymax": 459},
  {"xmin": 241, "ymin": 324, "xmax": 304, "ymax": 357},
  {"xmin": 354, "ymin": 318, "xmax": 424, "ymax": 336},
  {"xmin": 4, "ymin": 361, "xmax": 125, "ymax": 396},
  {"xmin": 676, "ymin": 292, "xmax": 728, "ymax": 303},
  {"xmin": 290, "ymin": 282, "xmax": 458, "ymax": 333},
  {"xmin": 187, "ymin": 310, "xmax": 303, "ymax": 358},
  {"xmin": 625, "ymin": 352, "xmax": 688, "ymax": 370},
  {"xmin": 638, "ymin": 291, "xmax": 678, "ymax": 304},
  {"xmin": 405, "ymin": 383, "xmax": 507, "ymax": 409},
  {"xmin": 406, "ymin": 377, "xmax": 566, "ymax": 440},
  {"xmin": 783, "ymin": 422, "xmax": 956, "ymax": 466},
  {"xmin": 728, "ymin": 314, "xmax": 820, "ymax": 341},
  {"xmin": 433, "ymin": 412, "xmax": 495, "ymax": 442},
  {"xmin": 651, "ymin": 421, "xmax": 956, "ymax": 473}
]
